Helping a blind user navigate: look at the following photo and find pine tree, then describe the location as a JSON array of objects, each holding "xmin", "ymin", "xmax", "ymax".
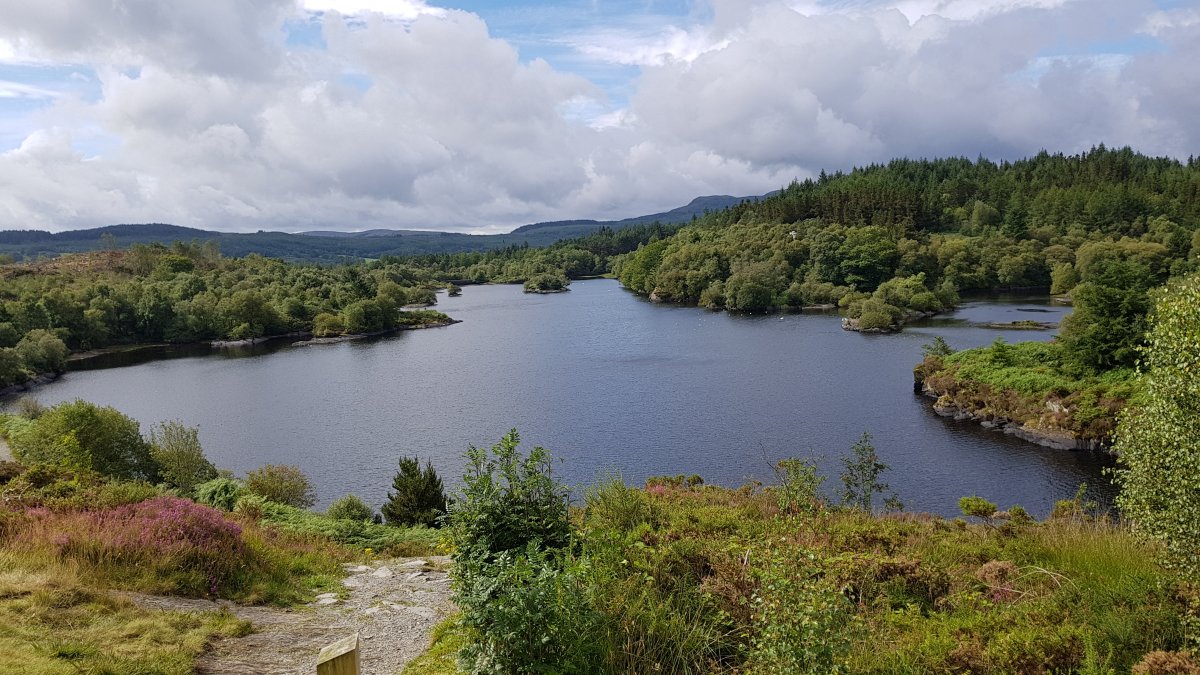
[{"xmin": 382, "ymin": 456, "xmax": 448, "ymax": 527}]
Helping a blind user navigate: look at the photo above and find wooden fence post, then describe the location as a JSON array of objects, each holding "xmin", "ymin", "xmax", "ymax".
[{"xmin": 317, "ymin": 633, "xmax": 361, "ymax": 675}]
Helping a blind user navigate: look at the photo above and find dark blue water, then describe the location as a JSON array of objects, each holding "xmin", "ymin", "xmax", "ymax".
[{"xmin": 5, "ymin": 281, "xmax": 1113, "ymax": 516}]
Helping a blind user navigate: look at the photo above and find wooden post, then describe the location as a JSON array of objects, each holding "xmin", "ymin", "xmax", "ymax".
[{"xmin": 317, "ymin": 633, "xmax": 361, "ymax": 675}]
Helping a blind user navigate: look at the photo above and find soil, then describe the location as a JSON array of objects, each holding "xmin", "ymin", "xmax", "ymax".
[{"xmin": 121, "ymin": 556, "xmax": 455, "ymax": 675}]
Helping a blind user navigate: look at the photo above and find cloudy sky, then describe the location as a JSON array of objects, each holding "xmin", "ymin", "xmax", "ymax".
[{"xmin": 0, "ymin": 0, "xmax": 1197, "ymax": 233}]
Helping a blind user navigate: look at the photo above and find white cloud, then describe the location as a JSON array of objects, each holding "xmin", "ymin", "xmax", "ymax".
[
  {"xmin": 0, "ymin": 0, "xmax": 1196, "ymax": 233},
  {"xmin": 300, "ymin": 0, "xmax": 446, "ymax": 19},
  {"xmin": 569, "ymin": 25, "xmax": 730, "ymax": 66},
  {"xmin": 0, "ymin": 81, "xmax": 61, "ymax": 100}
]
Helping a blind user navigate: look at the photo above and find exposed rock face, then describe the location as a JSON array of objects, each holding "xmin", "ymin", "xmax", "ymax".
[{"xmin": 916, "ymin": 368, "xmax": 1112, "ymax": 453}]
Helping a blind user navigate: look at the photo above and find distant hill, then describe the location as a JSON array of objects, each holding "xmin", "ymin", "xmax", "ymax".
[{"xmin": 0, "ymin": 195, "xmax": 765, "ymax": 264}]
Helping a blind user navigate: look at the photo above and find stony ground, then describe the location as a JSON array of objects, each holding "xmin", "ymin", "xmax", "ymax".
[{"xmin": 123, "ymin": 556, "xmax": 454, "ymax": 675}]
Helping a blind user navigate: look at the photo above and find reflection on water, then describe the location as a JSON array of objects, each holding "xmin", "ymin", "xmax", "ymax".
[{"xmin": 9, "ymin": 281, "xmax": 1112, "ymax": 516}]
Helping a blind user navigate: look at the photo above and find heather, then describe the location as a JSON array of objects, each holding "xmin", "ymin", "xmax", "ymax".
[{"xmin": 424, "ymin": 432, "xmax": 1189, "ymax": 675}]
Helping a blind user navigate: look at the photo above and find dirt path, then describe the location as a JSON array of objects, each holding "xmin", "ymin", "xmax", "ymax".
[
  {"xmin": 0, "ymin": 437, "xmax": 11, "ymax": 462},
  {"xmin": 123, "ymin": 556, "xmax": 454, "ymax": 675}
]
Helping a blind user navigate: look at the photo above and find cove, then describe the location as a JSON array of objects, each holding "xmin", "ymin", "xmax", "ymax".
[{"xmin": 4, "ymin": 279, "xmax": 1115, "ymax": 516}]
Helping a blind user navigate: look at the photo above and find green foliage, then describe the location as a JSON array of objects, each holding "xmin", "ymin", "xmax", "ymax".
[
  {"xmin": 149, "ymin": 420, "xmax": 217, "ymax": 497},
  {"xmin": 750, "ymin": 548, "xmax": 854, "ymax": 673},
  {"xmin": 244, "ymin": 464, "xmax": 316, "ymax": 508},
  {"xmin": 382, "ymin": 457, "xmax": 447, "ymax": 528},
  {"xmin": 194, "ymin": 477, "xmax": 245, "ymax": 512},
  {"xmin": 921, "ymin": 336, "xmax": 954, "ymax": 359},
  {"xmin": 9, "ymin": 399, "xmax": 159, "ymax": 482},
  {"xmin": 523, "ymin": 273, "xmax": 570, "ymax": 293},
  {"xmin": 774, "ymin": 456, "xmax": 825, "ymax": 516},
  {"xmin": 959, "ymin": 495, "xmax": 999, "ymax": 520},
  {"xmin": 327, "ymin": 493, "xmax": 374, "ymax": 522},
  {"xmin": 1059, "ymin": 254, "xmax": 1164, "ymax": 374},
  {"xmin": 839, "ymin": 433, "xmax": 896, "ymax": 512},
  {"xmin": 13, "ymin": 329, "xmax": 68, "ymax": 374},
  {"xmin": 448, "ymin": 431, "xmax": 580, "ymax": 674},
  {"xmin": 447, "ymin": 429, "xmax": 571, "ymax": 564},
  {"xmin": 454, "ymin": 545, "xmax": 600, "ymax": 674},
  {"xmin": 1114, "ymin": 272, "xmax": 1200, "ymax": 578},
  {"xmin": 244, "ymin": 496, "xmax": 439, "ymax": 555}
]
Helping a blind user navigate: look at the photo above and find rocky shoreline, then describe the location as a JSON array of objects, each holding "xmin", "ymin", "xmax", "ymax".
[
  {"xmin": 913, "ymin": 378, "xmax": 1112, "ymax": 453},
  {"xmin": 0, "ymin": 372, "xmax": 61, "ymax": 398},
  {"xmin": 292, "ymin": 319, "xmax": 462, "ymax": 346}
]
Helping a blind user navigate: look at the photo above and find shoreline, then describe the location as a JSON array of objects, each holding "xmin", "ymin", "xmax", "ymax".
[
  {"xmin": 292, "ymin": 319, "xmax": 462, "ymax": 346},
  {"xmin": 913, "ymin": 382, "xmax": 1112, "ymax": 453},
  {"xmin": 4, "ymin": 319, "xmax": 463, "ymax": 399}
]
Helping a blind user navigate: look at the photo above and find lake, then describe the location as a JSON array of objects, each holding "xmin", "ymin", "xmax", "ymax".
[{"xmin": 4, "ymin": 280, "xmax": 1115, "ymax": 516}]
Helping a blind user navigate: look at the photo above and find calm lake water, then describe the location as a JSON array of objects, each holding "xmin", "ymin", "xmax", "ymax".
[{"xmin": 5, "ymin": 280, "xmax": 1115, "ymax": 516}]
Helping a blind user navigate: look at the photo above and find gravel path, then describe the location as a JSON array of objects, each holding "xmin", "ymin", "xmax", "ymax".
[
  {"xmin": 123, "ymin": 556, "xmax": 454, "ymax": 675},
  {"xmin": 0, "ymin": 438, "xmax": 10, "ymax": 462}
]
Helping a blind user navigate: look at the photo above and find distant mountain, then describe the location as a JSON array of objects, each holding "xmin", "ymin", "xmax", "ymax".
[
  {"xmin": 0, "ymin": 194, "xmax": 765, "ymax": 263},
  {"xmin": 511, "ymin": 195, "xmax": 758, "ymax": 235}
]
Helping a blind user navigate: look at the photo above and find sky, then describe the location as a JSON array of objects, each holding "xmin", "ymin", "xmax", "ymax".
[{"xmin": 0, "ymin": 0, "xmax": 1197, "ymax": 233}]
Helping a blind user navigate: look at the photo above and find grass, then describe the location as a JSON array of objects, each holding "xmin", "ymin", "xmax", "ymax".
[
  {"xmin": 445, "ymin": 479, "xmax": 1186, "ymax": 674},
  {"xmin": 0, "ymin": 555, "xmax": 252, "ymax": 674},
  {"xmin": 915, "ymin": 340, "xmax": 1138, "ymax": 442},
  {"xmin": 247, "ymin": 498, "xmax": 443, "ymax": 557},
  {"xmin": 401, "ymin": 616, "xmax": 468, "ymax": 675}
]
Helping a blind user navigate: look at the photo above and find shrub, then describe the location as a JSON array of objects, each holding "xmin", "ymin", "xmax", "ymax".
[
  {"xmin": 840, "ymin": 433, "xmax": 896, "ymax": 512},
  {"xmin": 382, "ymin": 457, "xmax": 447, "ymax": 528},
  {"xmin": 194, "ymin": 478, "xmax": 245, "ymax": 512},
  {"xmin": 22, "ymin": 496, "xmax": 248, "ymax": 596},
  {"xmin": 149, "ymin": 421, "xmax": 217, "ymax": 497},
  {"xmin": 857, "ymin": 310, "xmax": 895, "ymax": 331},
  {"xmin": 328, "ymin": 494, "xmax": 374, "ymax": 522},
  {"xmin": 10, "ymin": 400, "xmax": 159, "ymax": 482},
  {"xmin": 455, "ymin": 545, "xmax": 600, "ymax": 675},
  {"xmin": 750, "ymin": 547, "xmax": 854, "ymax": 673},
  {"xmin": 448, "ymin": 429, "xmax": 570, "ymax": 563},
  {"xmin": 14, "ymin": 329, "xmax": 69, "ymax": 374},
  {"xmin": 774, "ymin": 457, "xmax": 825, "ymax": 516},
  {"xmin": 244, "ymin": 464, "xmax": 315, "ymax": 508},
  {"xmin": 959, "ymin": 495, "xmax": 998, "ymax": 521}
]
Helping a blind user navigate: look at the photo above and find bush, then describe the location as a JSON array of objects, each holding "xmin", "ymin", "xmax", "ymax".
[
  {"xmin": 244, "ymin": 464, "xmax": 315, "ymax": 508},
  {"xmin": 523, "ymin": 274, "xmax": 569, "ymax": 293},
  {"xmin": 857, "ymin": 310, "xmax": 895, "ymax": 331},
  {"xmin": 328, "ymin": 494, "xmax": 374, "ymax": 522},
  {"xmin": 194, "ymin": 478, "xmax": 245, "ymax": 512},
  {"xmin": 382, "ymin": 457, "xmax": 447, "ymax": 528},
  {"xmin": 10, "ymin": 400, "xmax": 159, "ymax": 482},
  {"xmin": 455, "ymin": 545, "xmax": 600, "ymax": 674},
  {"xmin": 14, "ymin": 329, "xmax": 69, "ymax": 374},
  {"xmin": 22, "ymin": 496, "xmax": 248, "ymax": 596},
  {"xmin": 959, "ymin": 495, "xmax": 998, "ymax": 521},
  {"xmin": 750, "ymin": 547, "xmax": 854, "ymax": 673},
  {"xmin": 448, "ymin": 429, "xmax": 570, "ymax": 563},
  {"xmin": 149, "ymin": 421, "xmax": 217, "ymax": 497}
]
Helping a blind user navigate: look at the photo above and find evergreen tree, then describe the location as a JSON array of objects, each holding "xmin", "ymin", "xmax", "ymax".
[{"xmin": 382, "ymin": 456, "xmax": 448, "ymax": 527}]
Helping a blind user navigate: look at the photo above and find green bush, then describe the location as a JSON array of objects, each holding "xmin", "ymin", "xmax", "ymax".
[
  {"xmin": 455, "ymin": 545, "xmax": 600, "ymax": 674},
  {"xmin": 328, "ymin": 494, "xmax": 374, "ymax": 522},
  {"xmin": 149, "ymin": 421, "xmax": 217, "ymax": 497},
  {"xmin": 750, "ymin": 548, "xmax": 854, "ymax": 673},
  {"xmin": 9, "ymin": 400, "xmax": 159, "ymax": 482},
  {"xmin": 14, "ymin": 329, "xmax": 69, "ymax": 374},
  {"xmin": 857, "ymin": 310, "xmax": 895, "ymax": 331},
  {"xmin": 448, "ymin": 429, "xmax": 570, "ymax": 563},
  {"xmin": 959, "ymin": 495, "xmax": 998, "ymax": 521},
  {"xmin": 195, "ymin": 478, "xmax": 245, "ymax": 512},
  {"xmin": 244, "ymin": 464, "xmax": 316, "ymax": 508},
  {"xmin": 382, "ymin": 457, "xmax": 447, "ymax": 528}
]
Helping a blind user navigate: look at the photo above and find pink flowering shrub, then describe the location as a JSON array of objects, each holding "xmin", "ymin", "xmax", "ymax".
[{"xmin": 20, "ymin": 496, "xmax": 250, "ymax": 596}]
